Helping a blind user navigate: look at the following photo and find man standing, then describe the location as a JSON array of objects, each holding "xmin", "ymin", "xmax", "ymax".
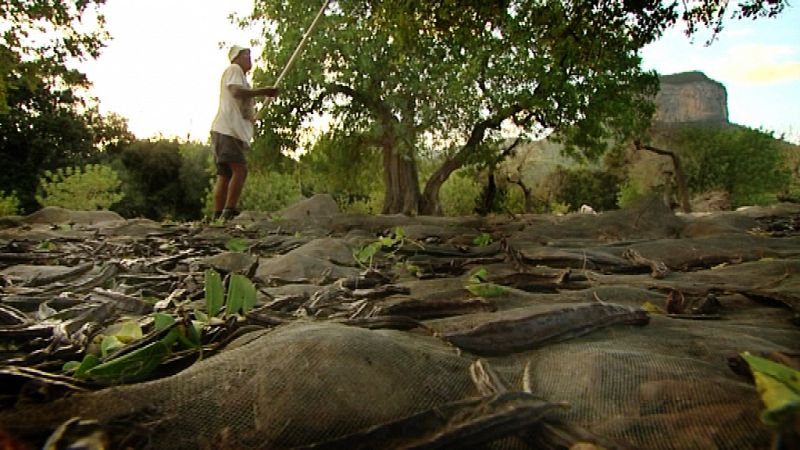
[{"xmin": 210, "ymin": 45, "xmax": 278, "ymax": 221}]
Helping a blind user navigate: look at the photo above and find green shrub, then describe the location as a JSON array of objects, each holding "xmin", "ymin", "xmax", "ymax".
[
  {"xmin": 549, "ymin": 200, "xmax": 571, "ymax": 214},
  {"xmin": 670, "ymin": 126, "xmax": 790, "ymax": 207},
  {"xmin": 545, "ymin": 166, "xmax": 622, "ymax": 212},
  {"xmin": 440, "ymin": 170, "xmax": 482, "ymax": 216},
  {"xmin": 204, "ymin": 169, "xmax": 302, "ymax": 215},
  {"xmin": 617, "ymin": 178, "xmax": 647, "ymax": 208},
  {"xmin": 0, "ymin": 191, "xmax": 20, "ymax": 216},
  {"xmin": 340, "ymin": 190, "xmax": 384, "ymax": 214},
  {"xmin": 105, "ymin": 139, "xmax": 210, "ymax": 220},
  {"xmin": 36, "ymin": 164, "xmax": 123, "ymax": 210}
]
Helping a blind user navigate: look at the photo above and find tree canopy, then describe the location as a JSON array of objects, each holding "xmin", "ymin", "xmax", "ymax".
[
  {"xmin": 0, "ymin": 0, "xmax": 108, "ymax": 113},
  {"xmin": 0, "ymin": 1, "xmax": 138, "ymax": 213},
  {"xmin": 249, "ymin": 0, "xmax": 786, "ymax": 215}
]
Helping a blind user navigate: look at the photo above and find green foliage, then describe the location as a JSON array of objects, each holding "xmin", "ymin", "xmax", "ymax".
[
  {"xmin": 82, "ymin": 340, "xmax": 170, "ymax": 385},
  {"xmin": 203, "ymin": 169, "xmax": 301, "ymax": 215},
  {"xmin": 204, "ymin": 269, "xmax": 225, "ymax": 318},
  {"xmin": 204, "ymin": 269, "xmax": 258, "ymax": 317},
  {"xmin": 0, "ymin": 1, "xmax": 108, "ymax": 113},
  {"xmin": 742, "ymin": 352, "xmax": 800, "ymax": 429},
  {"xmin": 0, "ymin": 2, "xmax": 130, "ymax": 214},
  {"xmin": 226, "ymin": 274, "xmax": 258, "ymax": 316},
  {"xmin": 669, "ymin": 126, "xmax": 790, "ymax": 207},
  {"xmin": 465, "ymin": 267, "xmax": 509, "ymax": 297},
  {"xmin": 0, "ymin": 191, "xmax": 20, "ymax": 216},
  {"xmin": 440, "ymin": 170, "xmax": 482, "ymax": 216},
  {"xmin": 179, "ymin": 141, "xmax": 215, "ymax": 213},
  {"xmin": 354, "ymin": 227, "xmax": 407, "ymax": 268},
  {"xmin": 473, "ymin": 233, "xmax": 493, "ymax": 247},
  {"xmin": 549, "ymin": 201, "xmax": 571, "ymax": 215},
  {"xmin": 106, "ymin": 139, "xmax": 211, "ymax": 220},
  {"xmin": 340, "ymin": 190, "xmax": 384, "ymax": 215},
  {"xmin": 225, "ymin": 238, "xmax": 250, "ymax": 253},
  {"xmin": 617, "ymin": 178, "xmax": 647, "ymax": 209},
  {"xmin": 545, "ymin": 166, "xmax": 623, "ymax": 212},
  {"xmin": 296, "ymin": 129, "xmax": 384, "ymax": 212},
  {"xmin": 36, "ymin": 164, "xmax": 123, "ymax": 210},
  {"xmin": 0, "ymin": 85, "xmax": 121, "ymax": 212},
  {"xmin": 252, "ymin": 0, "xmax": 664, "ymax": 214}
]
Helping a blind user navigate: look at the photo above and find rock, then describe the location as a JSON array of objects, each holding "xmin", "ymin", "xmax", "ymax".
[
  {"xmin": 98, "ymin": 218, "xmax": 166, "ymax": 237},
  {"xmin": 203, "ymin": 252, "xmax": 257, "ymax": 275},
  {"xmin": 24, "ymin": 207, "xmax": 124, "ymax": 225},
  {"xmin": 654, "ymin": 71, "xmax": 729, "ymax": 125},
  {"xmin": 278, "ymin": 194, "xmax": 339, "ymax": 220},
  {"xmin": 254, "ymin": 238, "xmax": 359, "ymax": 284},
  {"xmin": 691, "ymin": 190, "xmax": 732, "ymax": 212}
]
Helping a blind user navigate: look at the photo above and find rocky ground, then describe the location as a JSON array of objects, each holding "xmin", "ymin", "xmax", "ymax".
[{"xmin": 0, "ymin": 195, "xmax": 798, "ymax": 449}]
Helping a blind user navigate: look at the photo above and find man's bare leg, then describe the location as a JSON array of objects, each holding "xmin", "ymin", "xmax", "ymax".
[
  {"xmin": 214, "ymin": 175, "xmax": 230, "ymax": 213},
  {"xmin": 223, "ymin": 162, "xmax": 247, "ymax": 218}
]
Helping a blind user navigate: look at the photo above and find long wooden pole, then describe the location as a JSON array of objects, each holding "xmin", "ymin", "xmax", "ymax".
[{"xmin": 274, "ymin": 0, "xmax": 332, "ymax": 87}]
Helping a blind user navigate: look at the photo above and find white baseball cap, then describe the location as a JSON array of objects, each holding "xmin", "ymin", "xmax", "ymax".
[{"xmin": 228, "ymin": 45, "xmax": 248, "ymax": 62}]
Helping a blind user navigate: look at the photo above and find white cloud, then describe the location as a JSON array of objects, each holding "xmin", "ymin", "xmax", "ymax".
[{"xmin": 719, "ymin": 44, "xmax": 800, "ymax": 83}]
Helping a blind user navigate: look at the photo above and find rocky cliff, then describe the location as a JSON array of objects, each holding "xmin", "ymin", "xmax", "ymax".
[{"xmin": 654, "ymin": 71, "xmax": 729, "ymax": 125}]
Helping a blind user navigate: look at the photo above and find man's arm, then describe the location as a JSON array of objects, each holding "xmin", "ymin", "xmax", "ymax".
[{"xmin": 230, "ymin": 85, "xmax": 279, "ymax": 99}]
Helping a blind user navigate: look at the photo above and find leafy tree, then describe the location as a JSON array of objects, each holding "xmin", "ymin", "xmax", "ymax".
[
  {"xmin": 248, "ymin": 0, "xmax": 785, "ymax": 216},
  {"xmin": 254, "ymin": 0, "xmax": 783, "ymax": 214},
  {"xmin": 0, "ymin": 82, "xmax": 102, "ymax": 212},
  {"xmin": 36, "ymin": 164, "xmax": 123, "ymax": 210},
  {"xmin": 0, "ymin": 191, "xmax": 21, "ymax": 216},
  {"xmin": 296, "ymin": 129, "xmax": 383, "ymax": 207},
  {"xmin": 1, "ymin": 0, "xmax": 108, "ymax": 113},
  {"xmin": 0, "ymin": 1, "xmax": 132, "ymax": 213},
  {"xmin": 544, "ymin": 167, "xmax": 623, "ymax": 212},
  {"xmin": 668, "ymin": 126, "xmax": 791, "ymax": 207}
]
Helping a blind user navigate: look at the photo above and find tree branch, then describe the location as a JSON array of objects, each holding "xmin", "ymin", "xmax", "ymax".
[{"xmin": 635, "ymin": 141, "xmax": 692, "ymax": 213}]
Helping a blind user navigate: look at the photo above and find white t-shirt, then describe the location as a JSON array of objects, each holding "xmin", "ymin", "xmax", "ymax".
[{"xmin": 211, "ymin": 64, "xmax": 254, "ymax": 144}]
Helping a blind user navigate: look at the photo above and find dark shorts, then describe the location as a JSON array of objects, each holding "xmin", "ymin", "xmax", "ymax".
[{"xmin": 211, "ymin": 132, "xmax": 247, "ymax": 178}]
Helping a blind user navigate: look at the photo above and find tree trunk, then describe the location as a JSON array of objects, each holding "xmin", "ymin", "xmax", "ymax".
[
  {"xmin": 508, "ymin": 176, "xmax": 533, "ymax": 213},
  {"xmin": 419, "ymin": 105, "xmax": 525, "ymax": 216},
  {"xmin": 636, "ymin": 142, "xmax": 692, "ymax": 213},
  {"xmin": 419, "ymin": 154, "xmax": 464, "ymax": 216},
  {"xmin": 382, "ymin": 141, "xmax": 420, "ymax": 215},
  {"xmin": 475, "ymin": 171, "xmax": 498, "ymax": 216}
]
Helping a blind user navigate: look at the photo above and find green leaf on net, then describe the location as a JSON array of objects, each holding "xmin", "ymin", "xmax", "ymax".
[
  {"xmin": 161, "ymin": 328, "xmax": 179, "ymax": 347},
  {"xmin": 85, "ymin": 340, "xmax": 169, "ymax": 385},
  {"xmin": 752, "ymin": 372, "xmax": 800, "ymax": 426},
  {"xmin": 225, "ymin": 237, "xmax": 249, "ymax": 253},
  {"xmin": 742, "ymin": 352, "xmax": 800, "ymax": 393},
  {"xmin": 227, "ymin": 274, "xmax": 257, "ymax": 315},
  {"xmin": 100, "ymin": 335, "xmax": 126, "ymax": 358},
  {"xmin": 465, "ymin": 282, "xmax": 509, "ymax": 298},
  {"xmin": 104, "ymin": 320, "xmax": 143, "ymax": 343},
  {"xmin": 473, "ymin": 232, "xmax": 493, "ymax": 247},
  {"xmin": 193, "ymin": 309, "xmax": 209, "ymax": 323},
  {"xmin": 153, "ymin": 313, "xmax": 176, "ymax": 331},
  {"xmin": 468, "ymin": 267, "xmax": 490, "ymax": 284},
  {"xmin": 355, "ymin": 242, "xmax": 382, "ymax": 265},
  {"xmin": 742, "ymin": 352, "xmax": 800, "ymax": 427},
  {"xmin": 63, "ymin": 354, "xmax": 101, "ymax": 379},
  {"xmin": 205, "ymin": 269, "xmax": 224, "ymax": 317}
]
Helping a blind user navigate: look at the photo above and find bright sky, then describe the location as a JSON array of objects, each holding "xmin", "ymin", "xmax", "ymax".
[{"xmin": 77, "ymin": 0, "xmax": 800, "ymax": 144}]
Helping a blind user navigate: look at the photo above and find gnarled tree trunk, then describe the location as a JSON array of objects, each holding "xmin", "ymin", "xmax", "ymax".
[
  {"xmin": 636, "ymin": 141, "xmax": 692, "ymax": 213},
  {"xmin": 419, "ymin": 155, "xmax": 464, "ymax": 216},
  {"xmin": 419, "ymin": 106, "xmax": 525, "ymax": 216},
  {"xmin": 382, "ymin": 141, "xmax": 421, "ymax": 215}
]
